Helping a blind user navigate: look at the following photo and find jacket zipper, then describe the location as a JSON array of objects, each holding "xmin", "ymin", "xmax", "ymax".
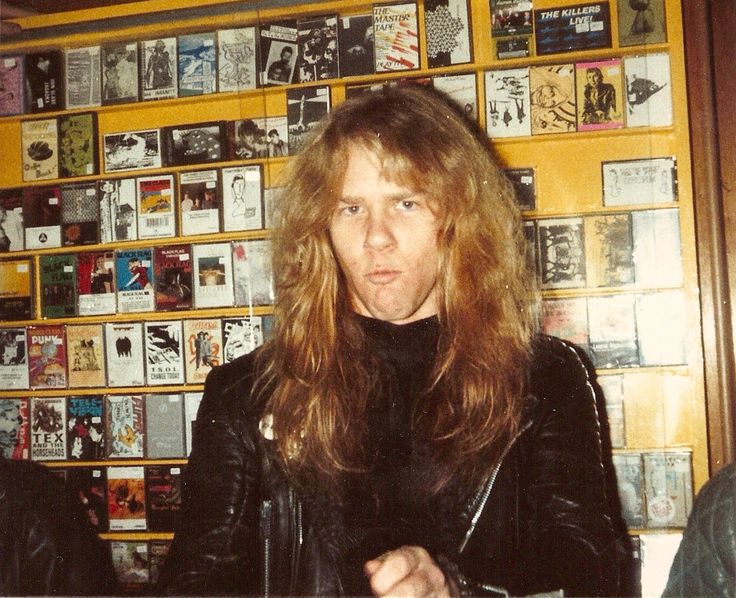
[
  {"xmin": 288, "ymin": 489, "xmax": 303, "ymax": 595},
  {"xmin": 260, "ymin": 499, "xmax": 273, "ymax": 597}
]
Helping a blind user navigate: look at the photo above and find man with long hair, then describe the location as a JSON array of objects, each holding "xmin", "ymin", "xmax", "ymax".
[{"xmin": 160, "ymin": 85, "xmax": 625, "ymax": 596}]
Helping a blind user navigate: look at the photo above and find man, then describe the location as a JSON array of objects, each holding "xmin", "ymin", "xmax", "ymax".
[
  {"xmin": 160, "ymin": 85, "xmax": 625, "ymax": 596},
  {"xmin": 267, "ymin": 45, "xmax": 294, "ymax": 84},
  {"xmin": 582, "ymin": 67, "xmax": 617, "ymax": 124}
]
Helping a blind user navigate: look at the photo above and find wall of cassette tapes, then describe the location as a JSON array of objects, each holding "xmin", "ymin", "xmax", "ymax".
[{"xmin": 0, "ymin": 0, "xmax": 706, "ymax": 593}]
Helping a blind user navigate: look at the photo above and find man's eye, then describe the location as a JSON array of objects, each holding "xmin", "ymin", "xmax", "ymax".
[
  {"xmin": 399, "ymin": 200, "xmax": 416, "ymax": 210},
  {"xmin": 341, "ymin": 205, "xmax": 360, "ymax": 215}
]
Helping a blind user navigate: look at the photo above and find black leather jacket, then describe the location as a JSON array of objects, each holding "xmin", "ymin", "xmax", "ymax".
[{"xmin": 159, "ymin": 334, "xmax": 625, "ymax": 596}]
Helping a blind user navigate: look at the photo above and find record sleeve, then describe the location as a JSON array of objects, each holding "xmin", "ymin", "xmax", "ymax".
[
  {"xmin": 541, "ymin": 296, "xmax": 589, "ymax": 349},
  {"xmin": 98, "ymin": 177, "xmax": 138, "ymax": 243},
  {"xmin": 587, "ymin": 293, "xmax": 639, "ymax": 368},
  {"xmin": 576, "ymin": 58, "xmax": 624, "ymax": 131},
  {"xmin": 104, "ymin": 129, "xmax": 162, "ymax": 173},
  {"xmin": 137, "ymin": 174, "xmax": 176, "ymax": 239},
  {"xmin": 529, "ymin": 64, "xmax": 576, "ymax": 135},
  {"xmin": 116, "ymin": 248, "xmax": 155, "ymax": 314},
  {"xmin": 23, "ymin": 185, "xmax": 62, "ymax": 250},
  {"xmin": 617, "ymin": 0, "xmax": 666, "ymax": 47},
  {"xmin": 140, "ymin": 37, "xmax": 177, "ymax": 101},
  {"xmin": 105, "ymin": 394, "xmax": 145, "ymax": 459},
  {"xmin": 77, "ymin": 250, "xmax": 116, "ymax": 316},
  {"xmin": 232, "ymin": 239, "xmax": 275, "ymax": 307},
  {"xmin": 227, "ymin": 117, "xmax": 268, "ymax": 159},
  {"xmin": 39, "ymin": 253, "xmax": 77, "ymax": 319},
  {"xmin": 192, "ymin": 242, "xmax": 235, "ymax": 309},
  {"xmin": 373, "ymin": 3, "xmax": 420, "ymax": 72},
  {"xmin": 27, "ymin": 325, "xmax": 67, "ymax": 390},
  {"xmin": 485, "ymin": 67, "xmax": 531, "ymax": 138},
  {"xmin": 490, "ymin": 0, "xmax": 533, "ymax": 38},
  {"xmin": 0, "ymin": 55, "xmax": 24, "ymax": 116},
  {"xmin": 145, "ymin": 394, "xmax": 185, "ymax": 459},
  {"xmin": 337, "ymin": 14, "xmax": 375, "ymax": 77},
  {"xmin": 146, "ymin": 464, "xmax": 183, "ymax": 531},
  {"xmin": 635, "ymin": 290, "xmax": 687, "ymax": 367},
  {"xmin": 178, "ymin": 31, "xmax": 217, "ymax": 96},
  {"xmin": 612, "ymin": 452, "xmax": 645, "ymax": 528},
  {"xmin": 265, "ymin": 115, "xmax": 289, "ymax": 158},
  {"xmin": 66, "ymin": 466, "xmax": 108, "ymax": 531},
  {"xmin": 534, "ymin": 2, "xmax": 612, "ymax": 55},
  {"xmin": 179, "ymin": 170, "xmax": 220, "ymax": 236},
  {"xmin": 66, "ymin": 324, "xmax": 106, "ymax": 388},
  {"xmin": 624, "ymin": 53, "xmax": 672, "ymax": 128},
  {"xmin": 104, "ymin": 322, "xmax": 146, "ymax": 387},
  {"xmin": 24, "ymin": 51, "xmax": 63, "ymax": 113},
  {"xmin": 0, "ymin": 328, "xmax": 29, "ymax": 390},
  {"xmin": 183, "ymin": 318, "xmax": 222, "ymax": 385},
  {"xmin": 0, "ymin": 397, "xmax": 30, "ymax": 459},
  {"xmin": 110, "ymin": 541, "xmax": 150, "ymax": 592},
  {"xmin": 287, "ymin": 85, "xmax": 331, "ymax": 153},
  {"xmin": 107, "ymin": 465, "xmax": 147, "ymax": 531},
  {"xmin": 643, "ymin": 451, "xmax": 693, "ymax": 528},
  {"xmin": 67, "ymin": 395, "xmax": 105, "ymax": 460},
  {"xmin": 0, "ymin": 188, "xmax": 25, "ymax": 252},
  {"xmin": 58, "ymin": 112, "xmax": 98, "ymax": 178},
  {"xmin": 63, "ymin": 45, "xmax": 102, "ymax": 109},
  {"xmin": 183, "ymin": 391, "xmax": 203, "ymax": 456},
  {"xmin": 632, "ymin": 208, "xmax": 682, "ymax": 288},
  {"xmin": 424, "ymin": 0, "xmax": 472, "ymax": 68},
  {"xmin": 220, "ymin": 165, "xmax": 263, "ymax": 232},
  {"xmin": 538, "ymin": 216, "xmax": 586, "ymax": 289},
  {"xmin": 432, "ymin": 72, "xmax": 478, "ymax": 121},
  {"xmin": 21, "ymin": 118, "xmax": 59, "ymax": 182},
  {"xmin": 0, "ymin": 258, "xmax": 33, "ymax": 321},
  {"xmin": 222, "ymin": 316, "xmax": 266, "ymax": 363},
  {"xmin": 30, "ymin": 396, "xmax": 67, "ymax": 461},
  {"xmin": 218, "ymin": 26, "xmax": 258, "ymax": 93},
  {"xmin": 145, "ymin": 320, "xmax": 185, "ymax": 386},
  {"xmin": 296, "ymin": 15, "xmax": 339, "ymax": 82},
  {"xmin": 598, "ymin": 374, "xmax": 625, "ymax": 448},
  {"xmin": 153, "ymin": 244, "xmax": 193, "ymax": 311},
  {"xmin": 101, "ymin": 42, "xmax": 139, "ymax": 104},
  {"xmin": 602, "ymin": 157, "xmax": 677, "ymax": 206},
  {"xmin": 162, "ymin": 121, "xmax": 225, "ymax": 167},
  {"xmin": 259, "ymin": 20, "xmax": 299, "ymax": 86},
  {"xmin": 503, "ymin": 167, "xmax": 536, "ymax": 210},
  {"xmin": 583, "ymin": 213, "xmax": 634, "ymax": 287},
  {"xmin": 60, "ymin": 182, "xmax": 99, "ymax": 247}
]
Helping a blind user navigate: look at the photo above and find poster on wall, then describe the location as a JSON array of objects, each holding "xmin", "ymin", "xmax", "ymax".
[{"xmin": 534, "ymin": 2, "xmax": 611, "ymax": 55}]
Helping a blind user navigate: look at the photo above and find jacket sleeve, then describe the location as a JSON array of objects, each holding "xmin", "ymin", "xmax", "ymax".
[{"xmin": 157, "ymin": 355, "xmax": 262, "ymax": 595}]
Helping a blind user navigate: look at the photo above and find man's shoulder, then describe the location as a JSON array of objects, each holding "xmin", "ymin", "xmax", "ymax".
[
  {"xmin": 528, "ymin": 334, "xmax": 594, "ymax": 399},
  {"xmin": 199, "ymin": 348, "xmax": 266, "ymax": 417}
]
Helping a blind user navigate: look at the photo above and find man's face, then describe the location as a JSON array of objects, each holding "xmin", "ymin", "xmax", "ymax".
[
  {"xmin": 329, "ymin": 145, "xmax": 440, "ymax": 324},
  {"xmin": 588, "ymin": 70, "xmax": 602, "ymax": 86}
]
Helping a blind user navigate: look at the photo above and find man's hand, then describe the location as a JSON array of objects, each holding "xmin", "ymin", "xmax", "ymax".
[{"xmin": 364, "ymin": 545, "xmax": 451, "ymax": 597}]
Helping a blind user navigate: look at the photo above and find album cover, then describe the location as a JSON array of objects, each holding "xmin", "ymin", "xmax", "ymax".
[
  {"xmin": 145, "ymin": 394, "xmax": 185, "ymax": 459},
  {"xmin": 0, "ymin": 55, "xmax": 24, "ymax": 116},
  {"xmin": 110, "ymin": 541, "xmax": 149, "ymax": 592},
  {"xmin": 149, "ymin": 540, "xmax": 171, "ymax": 586},
  {"xmin": 192, "ymin": 242, "xmax": 235, "ymax": 309},
  {"xmin": 287, "ymin": 85, "xmax": 331, "ymax": 153},
  {"xmin": 21, "ymin": 118, "xmax": 59, "ymax": 182},
  {"xmin": 162, "ymin": 121, "xmax": 226, "ymax": 167},
  {"xmin": 227, "ymin": 117, "xmax": 268, "ymax": 159},
  {"xmin": 66, "ymin": 466, "xmax": 108, "ymax": 531},
  {"xmin": 183, "ymin": 391, "xmax": 203, "ymax": 456},
  {"xmin": 643, "ymin": 451, "xmax": 692, "ymax": 528},
  {"xmin": 27, "ymin": 324, "xmax": 67, "ymax": 390},
  {"xmin": 145, "ymin": 320, "xmax": 185, "ymax": 386},
  {"xmin": 107, "ymin": 465, "xmax": 147, "ymax": 531},
  {"xmin": 104, "ymin": 129, "xmax": 162, "ymax": 173},
  {"xmin": 0, "ymin": 258, "xmax": 33, "ymax": 320},
  {"xmin": 67, "ymin": 395, "xmax": 105, "ymax": 460},
  {"xmin": 61, "ymin": 181, "xmax": 99, "ymax": 246},
  {"xmin": 77, "ymin": 250, "xmax": 116, "ymax": 316},
  {"xmin": 105, "ymin": 395, "xmax": 145, "ymax": 459},
  {"xmin": 259, "ymin": 20, "xmax": 299, "ymax": 86},
  {"xmin": 218, "ymin": 26, "xmax": 258, "ymax": 92},
  {"xmin": 24, "ymin": 50, "xmax": 63, "ymax": 113},
  {"xmin": 636, "ymin": 290, "xmax": 687, "ymax": 367},
  {"xmin": 101, "ymin": 42, "xmax": 139, "ymax": 104},
  {"xmin": 0, "ymin": 328, "xmax": 29, "ymax": 390},
  {"xmin": 137, "ymin": 174, "xmax": 176, "ymax": 239},
  {"xmin": 153, "ymin": 244, "xmax": 193, "ymax": 311},
  {"xmin": 624, "ymin": 53, "xmax": 672, "ymax": 128},
  {"xmin": 98, "ymin": 178, "xmax": 138, "ymax": 243},
  {"xmin": 104, "ymin": 322, "xmax": 146, "ymax": 387},
  {"xmin": 222, "ymin": 316, "xmax": 266, "ymax": 363},
  {"xmin": 0, "ymin": 188, "xmax": 25, "ymax": 252},
  {"xmin": 576, "ymin": 59, "xmax": 624, "ymax": 131},
  {"xmin": 541, "ymin": 297, "xmax": 589, "ymax": 349},
  {"xmin": 602, "ymin": 156, "xmax": 677, "ymax": 206},
  {"xmin": 612, "ymin": 452, "xmax": 645, "ymax": 528},
  {"xmin": 586, "ymin": 293, "xmax": 639, "ymax": 368},
  {"xmin": 39, "ymin": 253, "xmax": 77, "ymax": 319},
  {"xmin": 0, "ymin": 397, "xmax": 29, "ymax": 459},
  {"xmin": 58, "ymin": 112, "xmax": 98, "ymax": 178},
  {"xmin": 23, "ymin": 185, "xmax": 62, "ymax": 249},
  {"xmin": 432, "ymin": 72, "xmax": 478, "ymax": 121},
  {"xmin": 504, "ymin": 167, "xmax": 536, "ymax": 210},
  {"xmin": 529, "ymin": 64, "xmax": 576, "ymax": 134},
  {"xmin": 30, "ymin": 396, "xmax": 67, "ymax": 461},
  {"xmin": 140, "ymin": 37, "xmax": 177, "ymax": 101},
  {"xmin": 584, "ymin": 213, "xmax": 634, "ymax": 287},
  {"xmin": 538, "ymin": 217, "xmax": 585, "ymax": 288},
  {"xmin": 494, "ymin": 35, "xmax": 531, "ymax": 60},
  {"xmin": 178, "ymin": 31, "xmax": 217, "ymax": 96},
  {"xmin": 296, "ymin": 15, "xmax": 339, "ymax": 82},
  {"xmin": 232, "ymin": 239, "xmax": 274, "ymax": 307},
  {"xmin": 146, "ymin": 464, "xmax": 183, "ymax": 532},
  {"xmin": 64, "ymin": 45, "xmax": 102, "ymax": 109},
  {"xmin": 485, "ymin": 67, "xmax": 531, "ymax": 138},
  {"xmin": 632, "ymin": 208, "xmax": 682, "ymax": 288},
  {"xmin": 179, "ymin": 169, "xmax": 220, "ymax": 236},
  {"xmin": 617, "ymin": 0, "xmax": 666, "ymax": 47},
  {"xmin": 424, "ymin": 0, "xmax": 472, "ymax": 68},
  {"xmin": 183, "ymin": 318, "xmax": 222, "ymax": 385},
  {"xmin": 598, "ymin": 374, "xmax": 625, "ymax": 448},
  {"xmin": 491, "ymin": 0, "xmax": 533, "ymax": 38},
  {"xmin": 116, "ymin": 248, "xmax": 155, "ymax": 314},
  {"xmin": 337, "ymin": 14, "xmax": 375, "ymax": 77},
  {"xmin": 534, "ymin": 2, "xmax": 612, "ymax": 55},
  {"xmin": 373, "ymin": 3, "xmax": 419, "ymax": 72},
  {"xmin": 265, "ymin": 115, "xmax": 289, "ymax": 158},
  {"xmin": 262, "ymin": 186, "xmax": 282, "ymax": 230},
  {"xmin": 220, "ymin": 165, "xmax": 263, "ymax": 232}
]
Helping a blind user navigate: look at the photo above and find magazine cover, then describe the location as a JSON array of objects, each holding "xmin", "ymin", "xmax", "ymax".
[
  {"xmin": 232, "ymin": 239, "xmax": 275, "ymax": 307},
  {"xmin": 77, "ymin": 250, "xmax": 116, "ymax": 316},
  {"xmin": 587, "ymin": 293, "xmax": 639, "ymax": 368},
  {"xmin": 220, "ymin": 165, "xmax": 263, "ymax": 232},
  {"xmin": 598, "ymin": 374, "xmax": 625, "ymax": 448},
  {"xmin": 0, "ymin": 397, "xmax": 29, "ymax": 459},
  {"xmin": 227, "ymin": 117, "xmax": 268, "ymax": 159},
  {"xmin": 337, "ymin": 14, "xmax": 375, "ymax": 77},
  {"xmin": 485, "ymin": 67, "xmax": 531, "ymax": 138},
  {"xmin": 534, "ymin": 2, "xmax": 612, "ymax": 55},
  {"xmin": 146, "ymin": 464, "xmax": 183, "ymax": 531},
  {"xmin": 107, "ymin": 465, "xmax": 147, "ymax": 531},
  {"xmin": 39, "ymin": 253, "xmax": 77, "ymax": 318},
  {"xmin": 218, "ymin": 26, "xmax": 258, "ymax": 93},
  {"xmin": 30, "ymin": 396, "xmax": 67, "ymax": 461},
  {"xmin": 632, "ymin": 208, "xmax": 682, "ymax": 288},
  {"xmin": 140, "ymin": 37, "xmax": 177, "ymax": 101},
  {"xmin": 287, "ymin": 85, "xmax": 331, "ymax": 153},
  {"xmin": 116, "ymin": 248, "xmax": 155, "ymax": 314},
  {"xmin": 0, "ymin": 258, "xmax": 33, "ymax": 321},
  {"xmin": 66, "ymin": 466, "xmax": 108, "ymax": 531},
  {"xmin": 192, "ymin": 242, "xmax": 235, "ymax": 308},
  {"xmin": 183, "ymin": 392, "xmax": 203, "ymax": 456},
  {"xmin": 66, "ymin": 323, "xmax": 106, "ymax": 388},
  {"xmin": 27, "ymin": 325, "xmax": 67, "ymax": 390},
  {"xmin": 64, "ymin": 45, "xmax": 102, "ymax": 109},
  {"xmin": 583, "ymin": 213, "xmax": 634, "ymax": 287},
  {"xmin": 145, "ymin": 394, "xmax": 185, "ymax": 459},
  {"xmin": 22, "ymin": 185, "xmax": 62, "ymax": 249},
  {"xmin": 529, "ymin": 64, "xmax": 576, "ymax": 135},
  {"xmin": 178, "ymin": 31, "xmax": 217, "ymax": 96},
  {"xmin": 104, "ymin": 322, "xmax": 146, "ymax": 387},
  {"xmin": 183, "ymin": 318, "xmax": 222, "ymax": 385},
  {"xmin": 98, "ymin": 178, "xmax": 138, "ymax": 242},
  {"xmin": 576, "ymin": 59, "xmax": 624, "ymax": 131},
  {"xmin": 24, "ymin": 51, "xmax": 63, "ymax": 113},
  {"xmin": 110, "ymin": 541, "xmax": 149, "ymax": 592},
  {"xmin": 0, "ymin": 328, "xmax": 29, "ymax": 390},
  {"xmin": 222, "ymin": 316, "xmax": 265, "ymax": 363},
  {"xmin": 61, "ymin": 181, "xmax": 99, "ymax": 246},
  {"xmin": 0, "ymin": 188, "xmax": 25, "ymax": 252},
  {"xmin": 432, "ymin": 72, "xmax": 478, "ymax": 121},
  {"xmin": 612, "ymin": 452, "xmax": 645, "ymax": 528},
  {"xmin": 617, "ymin": 0, "xmax": 666, "ymax": 47},
  {"xmin": 137, "ymin": 174, "xmax": 176, "ymax": 239},
  {"xmin": 296, "ymin": 15, "xmax": 339, "ymax": 82},
  {"xmin": 103, "ymin": 129, "xmax": 162, "ymax": 173},
  {"xmin": 259, "ymin": 20, "xmax": 299, "ymax": 86},
  {"xmin": 373, "ymin": 3, "xmax": 419, "ymax": 72},
  {"xmin": 67, "ymin": 395, "xmax": 105, "ymax": 460},
  {"xmin": 105, "ymin": 395, "xmax": 145, "ymax": 459},
  {"xmin": 101, "ymin": 42, "xmax": 139, "ymax": 104},
  {"xmin": 424, "ymin": 0, "xmax": 472, "ymax": 68},
  {"xmin": 21, "ymin": 118, "xmax": 59, "ymax": 182},
  {"xmin": 602, "ymin": 157, "xmax": 677, "ymax": 206},
  {"xmin": 624, "ymin": 53, "xmax": 672, "ymax": 128},
  {"xmin": 145, "ymin": 320, "xmax": 185, "ymax": 386},
  {"xmin": 636, "ymin": 290, "xmax": 687, "ymax": 367},
  {"xmin": 643, "ymin": 451, "xmax": 692, "ymax": 528},
  {"xmin": 0, "ymin": 54, "xmax": 24, "ymax": 116},
  {"xmin": 58, "ymin": 112, "xmax": 98, "ymax": 178},
  {"xmin": 538, "ymin": 216, "xmax": 586, "ymax": 289},
  {"xmin": 154, "ymin": 244, "xmax": 193, "ymax": 311},
  {"xmin": 503, "ymin": 167, "xmax": 536, "ymax": 210},
  {"xmin": 163, "ymin": 121, "xmax": 226, "ymax": 167},
  {"xmin": 541, "ymin": 296, "xmax": 589, "ymax": 349}
]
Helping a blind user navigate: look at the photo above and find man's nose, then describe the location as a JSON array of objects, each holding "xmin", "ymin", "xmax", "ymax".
[{"xmin": 363, "ymin": 211, "xmax": 395, "ymax": 250}]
